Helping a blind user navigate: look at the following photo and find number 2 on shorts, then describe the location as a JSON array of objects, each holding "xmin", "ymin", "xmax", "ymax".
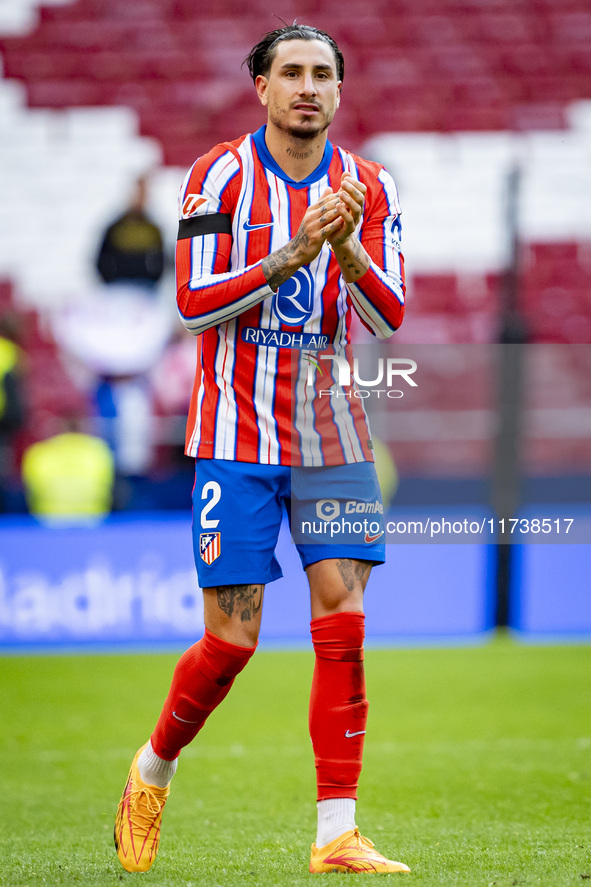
[{"xmin": 200, "ymin": 481, "xmax": 221, "ymax": 529}]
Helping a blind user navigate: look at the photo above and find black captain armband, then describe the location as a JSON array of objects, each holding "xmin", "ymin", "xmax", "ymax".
[{"xmin": 177, "ymin": 214, "xmax": 233, "ymax": 240}]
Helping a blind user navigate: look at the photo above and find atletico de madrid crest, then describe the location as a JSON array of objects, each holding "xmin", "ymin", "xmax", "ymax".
[{"xmin": 200, "ymin": 532, "xmax": 221, "ymax": 565}]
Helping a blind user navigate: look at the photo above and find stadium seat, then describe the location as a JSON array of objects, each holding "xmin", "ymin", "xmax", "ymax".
[{"xmin": 2, "ymin": 0, "xmax": 591, "ymax": 161}]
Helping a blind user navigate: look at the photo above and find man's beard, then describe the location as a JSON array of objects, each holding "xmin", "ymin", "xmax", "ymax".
[
  {"xmin": 286, "ymin": 120, "xmax": 330, "ymax": 141},
  {"xmin": 269, "ymin": 106, "xmax": 333, "ymax": 141}
]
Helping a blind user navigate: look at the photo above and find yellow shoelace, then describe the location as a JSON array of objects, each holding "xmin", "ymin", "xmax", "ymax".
[{"xmin": 127, "ymin": 785, "xmax": 166, "ymax": 831}]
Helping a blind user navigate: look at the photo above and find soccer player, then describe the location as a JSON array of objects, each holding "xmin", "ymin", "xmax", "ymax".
[{"xmin": 114, "ymin": 23, "xmax": 409, "ymax": 875}]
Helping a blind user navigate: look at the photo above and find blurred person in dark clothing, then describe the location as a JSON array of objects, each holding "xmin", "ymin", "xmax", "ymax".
[{"xmin": 96, "ymin": 176, "xmax": 164, "ymax": 288}]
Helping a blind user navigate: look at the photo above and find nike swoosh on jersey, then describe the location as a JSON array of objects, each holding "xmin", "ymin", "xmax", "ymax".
[
  {"xmin": 364, "ymin": 531, "xmax": 384, "ymax": 544},
  {"xmin": 243, "ymin": 219, "xmax": 274, "ymax": 231},
  {"xmin": 345, "ymin": 729, "xmax": 367, "ymax": 738}
]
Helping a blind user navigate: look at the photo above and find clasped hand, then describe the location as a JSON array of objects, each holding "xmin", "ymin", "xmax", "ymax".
[{"xmin": 293, "ymin": 173, "xmax": 367, "ymax": 265}]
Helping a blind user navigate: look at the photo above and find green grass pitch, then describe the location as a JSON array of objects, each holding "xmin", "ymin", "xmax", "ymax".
[{"xmin": 1, "ymin": 636, "xmax": 589, "ymax": 886}]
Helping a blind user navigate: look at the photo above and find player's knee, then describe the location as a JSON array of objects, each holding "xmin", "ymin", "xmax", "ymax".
[
  {"xmin": 315, "ymin": 587, "xmax": 364, "ymax": 616},
  {"xmin": 231, "ymin": 621, "xmax": 261, "ymax": 648},
  {"xmin": 203, "ymin": 586, "xmax": 263, "ymax": 648},
  {"xmin": 203, "ymin": 615, "xmax": 261, "ymax": 649},
  {"xmin": 309, "ymin": 586, "xmax": 365, "ymax": 619}
]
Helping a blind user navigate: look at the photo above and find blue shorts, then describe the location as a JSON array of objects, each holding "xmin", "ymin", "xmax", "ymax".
[{"xmin": 192, "ymin": 459, "xmax": 386, "ymax": 587}]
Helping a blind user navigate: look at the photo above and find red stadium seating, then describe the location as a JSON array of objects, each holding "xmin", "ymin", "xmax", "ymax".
[
  {"xmin": 401, "ymin": 241, "xmax": 591, "ymax": 346},
  {"xmin": 2, "ymin": 0, "xmax": 591, "ymax": 164}
]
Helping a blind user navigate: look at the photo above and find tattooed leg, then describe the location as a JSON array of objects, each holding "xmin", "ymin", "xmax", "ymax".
[
  {"xmin": 354, "ymin": 559, "xmax": 372, "ymax": 585},
  {"xmin": 216, "ymin": 584, "xmax": 264, "ymax": 623},
  {"xmin": 307, "ymin": 558, "xmax": 372, "ymax": 619},
  {"xmin": 336, "ymin": 558, "xmax": 371, "ymax": 592},
  {"xmin": 203, "ymin": 583, "xmax": 264, "ymax": 647},
  {"xmin": 336, "ymin": 558, "xmax": 356, "ymax": 592}
]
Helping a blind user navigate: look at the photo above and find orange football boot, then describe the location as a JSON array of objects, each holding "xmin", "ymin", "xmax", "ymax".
[
  {"xmin": 310, "ymin": 827, "xmax": 410, "ymax": 874},
  {"xmin": 114, "ymin": 744, "xmax": 170, "ymax": 873}
]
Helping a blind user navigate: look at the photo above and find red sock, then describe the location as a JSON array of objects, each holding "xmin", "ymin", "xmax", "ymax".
[
  {"xmin": 151, "ymin": 628, "xmax": 256, "ymax": 761},
  {"xmin": 309, "ymin": 612, "xmax": 369, "ymax": 801}
]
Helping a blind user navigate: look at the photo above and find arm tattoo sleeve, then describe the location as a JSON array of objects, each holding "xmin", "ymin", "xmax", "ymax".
[{"xmin": 261, "ymin": 229, "xmax": 309, "ymax": 290}]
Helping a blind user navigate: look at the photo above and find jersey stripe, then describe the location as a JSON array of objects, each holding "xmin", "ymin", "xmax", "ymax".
[{"xmin": 176, "ymin": 127, "xmax": 405, "ymax": 466}]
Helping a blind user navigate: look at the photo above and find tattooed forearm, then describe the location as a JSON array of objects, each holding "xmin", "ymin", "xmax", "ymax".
[
  {"xmin": 262, "ymin": 193, "xmax": 343, "ymax": 289},
  {"xmin": 336, "ymin": 558, "xmax": 372, "ymax": 592},
  {"xmin": 262, "ymin": 251, "xmax": 294, "ymax": 291},
  {"xmin": 216, "ymin": 584, "xmax": 263, "ymax": 622},
  {"xmin": 261, "ymin": 234, "xmax": 307, "ymax": 291},
  {"xmin": 331, "ymin": 235, "xmax": 371, "ymax": 282}
]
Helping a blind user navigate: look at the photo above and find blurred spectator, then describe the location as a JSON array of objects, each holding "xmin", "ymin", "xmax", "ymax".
[
  {"xmin": 0, "ymin": 314, "xmax": 26, "ymax": 511},
  {"xmin": 150, "ymin": 326, "xmax": 196, "ymax": 418},
  {"xmin": 96, "ymin": 176, "xmax": 164, "ymax": 288},
  {"xmin": 21, "ymin": 417, "xmax": 115, "ymax": 523},
  {"xmin": 95, "ymin": 376, "xmax": 153, "ymax": 478}
]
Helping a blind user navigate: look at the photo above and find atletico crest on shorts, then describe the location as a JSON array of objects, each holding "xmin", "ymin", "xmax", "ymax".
[{"xmin": 200, "ymin": 532, "xmax": 221, "ymax": 565}]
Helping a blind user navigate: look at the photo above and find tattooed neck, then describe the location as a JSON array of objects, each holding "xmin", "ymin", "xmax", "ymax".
[{"xmin": 286, "ymin": 147, "xmax": 313, "ymax": 160}]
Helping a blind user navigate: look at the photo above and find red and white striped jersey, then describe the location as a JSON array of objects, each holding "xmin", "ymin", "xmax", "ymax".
[{"xmin": 176, "ymin": 125, "xmax": 405, "ymax": 466}]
